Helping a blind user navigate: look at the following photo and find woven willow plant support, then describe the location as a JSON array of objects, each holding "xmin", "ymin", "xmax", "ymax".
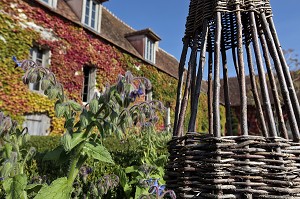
[{"xmin": 166, "ymin": 0, "xmax": 300, "ymax": 198}]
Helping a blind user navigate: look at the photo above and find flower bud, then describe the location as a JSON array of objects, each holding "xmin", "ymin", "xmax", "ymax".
[
  {"xmin": 48, "ymin": 88, "xmax": 59, "ymax": 100},
  {"xmin": 41, "ymin": 79, "xmax": 51, "ymax": 90},
  {"xmin": 125, "ymin": 71, "xmax": 133, "ymax": 83},
  {"xmin": 22, "ymin": 76, "xmax": 29, "ymax": 85},
  {"xmin": 69, "ymin": 100, "xmax": 82, "ymax": 111},
  {"xmin": 29, "ymin": 72, "xmax": 38, "ymax": 83},
  {"xmin": 89, "ymin": 98, "xmax": 99, "ymax": 114},
  {"xmin": 116, "ymin": 79, "xmax": 124, "ymax": 94}
]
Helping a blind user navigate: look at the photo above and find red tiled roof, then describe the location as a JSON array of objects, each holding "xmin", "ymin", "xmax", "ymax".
[{"xmin": 100, "ymin": 7, "xmax": 179, "ymax": 78}]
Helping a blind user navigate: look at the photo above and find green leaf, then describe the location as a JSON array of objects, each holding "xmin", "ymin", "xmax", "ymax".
[
  {"xmin": 1, "ymin": 162, "xmax": 12, "ymax": 178},
  {"xmin": 124, "ymin": 183, "xmax": 132, "ymax": 198},
  {"xmin": 103, "ymin": 121, "xmax": 112, "ymax": 135},
  {"xmin": 114, "ymin": 168, "xmax": 127, "ymax": 188},
  {"xmin": 21, "ymin": 133, "xmax": 30, "ymax": 146},
  {"xmin": 55, "ymin": 103, "xmax": 64, "ymax": 118},
  {"xmin": 134, "ymin": 186, "xmax": 148, "ymax": 199},
  {"xmin": 95, "ymin": 122, "xmax": 104, "ymax": 138},
  {"xmin": 89, "ymin": 98, "xmax": 99, "ymax": 114},
  {"xmin": 4, "ymin": 143, "xmax": 12, "ymax": 159},
  {"xmin": 41, "ymin": 79, "xmax": 51, "ymax": 90},
  {"xmin": 3, "ymin": 174, "xmax": 27, "ymax": 199},
  {"xmin": 62, "ymin": 132, "xmax": 85, "ymax": 152},
  {"xmin": 43, "ymin": 146, "xmax": 69, "ymax": 164},
  {"xmin": 124, "ymin": 165, "xmax": 139, "ymax": 174},
  {"xmin": 47, "ymin": 88, "xmax": 58, "ymax": 100},
  {"xmin": 68, "ymin": 100, "xmax": 82, "ymax": 111},
  {"xmin": 26, "ymin": 183, "xmax": 45, "ymax": 195},
  {"xmin": 34, "ymin": 177, "xmax": 72, "ymax": 199},
  {"xmin": 80, "ymin": 112, "xmax": 89, "ymax": 128},
  {"xmin": 43, "ymin": 146, "xmax": 63, "ymax": 161},
  {"xmin": 61, "ymin": 131, "xmax": 72, "ymax": 151},
  {"xmin": 114, "ymin": 92, "xmax": 123, "ymax": 107},
  {"xmin": 83, "ymin": 142, "xmax": 114, "ymax": 164},
  {"xmin": 110, "ymin": 110, "xmax": 119, "ymax": 122},
  {"xmin": 65, "ymin": 118, "xmax": 75, "ymax": 129}
]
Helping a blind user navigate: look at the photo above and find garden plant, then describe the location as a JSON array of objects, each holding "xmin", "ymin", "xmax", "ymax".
[{"xmin": 0, "ymin": 57, "xmax": 176, "ymax": 198}]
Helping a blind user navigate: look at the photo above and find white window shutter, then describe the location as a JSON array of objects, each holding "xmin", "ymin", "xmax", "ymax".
[{"xmin": 88, "ymin": 68, "xmax": 96, "ymax": 101}]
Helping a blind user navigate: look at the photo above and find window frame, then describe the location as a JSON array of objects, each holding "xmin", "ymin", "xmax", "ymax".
[
  {"xmin": 29, "ymin": 47, "xmax": 50, "ymax": 92},
  {"xmin": 82, "ymin": 66, "xmax": 96, "ymax": 103},
  {"xmin": 82, "ymin": 0, "xmax": 101, "ymax": 32},
  {"xmin": 39, "ymin": 0, "xmax": 57, "ymax": 8},
  {"xmin": 144, "ymin": 37, "xmax": 156, "ymax": 63}
]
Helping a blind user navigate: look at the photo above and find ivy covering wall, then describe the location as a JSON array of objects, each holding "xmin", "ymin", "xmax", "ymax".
[{"xmin": 0, "ymin": 0, "xmax": 225, "ymax": 135}]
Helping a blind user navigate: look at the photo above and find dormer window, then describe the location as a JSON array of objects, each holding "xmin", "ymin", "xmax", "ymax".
[
  {"xmin": 145, "ymin": 37, "xmax": 155, "ymax": 63},
  {"xmin": 125, "ymin": 28, "xmax": 161, "ymax": 64},
  {"xmin": 39, "ymin": 0, "xmax": 57, "ymax": 8},
  {"xmin": 82, "ymin": 0, "xmax": 101, "ymax": 32}
]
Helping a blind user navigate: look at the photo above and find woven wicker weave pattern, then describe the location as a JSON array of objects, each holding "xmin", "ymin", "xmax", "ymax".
[
  {"xmin": 171, "ymin": 0, "xmax": 300, "ymax": 197},
  {"xmin": 185, "ymin": 0, "xmax": 272, "ymax": 37},
  {"xmin": 165, "ymin": 133, "xmax": 300, "ymax": 198}
]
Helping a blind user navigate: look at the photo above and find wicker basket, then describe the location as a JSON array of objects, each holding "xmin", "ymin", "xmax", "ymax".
[{"xmin": 170, "ymin": 0, "xmax": 300, "ymax": 198}]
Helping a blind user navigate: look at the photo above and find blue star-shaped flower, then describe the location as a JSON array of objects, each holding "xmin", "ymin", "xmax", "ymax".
[
  {"xmin": 12, "ymin": 56, "xmax": 21, "ymax": 68},
  {"xmin": 148, "ymin": 179, "xmax": 165, "ymax": 196}
]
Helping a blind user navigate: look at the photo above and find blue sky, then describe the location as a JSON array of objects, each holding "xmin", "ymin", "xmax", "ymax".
[{"xmin": 104, "ymin": 0, "xmax": 300, "ymax": 75}]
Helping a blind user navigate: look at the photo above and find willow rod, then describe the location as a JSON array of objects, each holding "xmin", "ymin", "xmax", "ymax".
[
  {"xmin": 208, "ymin": 36, "xmax": 214, "ymax": 136},
  {"xmin": 176, "ymin": 32, "xmax": 199, "ymax": 137},
  {"xmin": 258, "ymin": 27, "xmax": 288, "ymax": 139},
  {"xmin": 221, "ymin": 34, "xmax": 233, "ymax": 136},
  {"xmin": 188, "ymin": 20, "xmax": 209, "ymax": 132},
  {"xmin": 249, "ymin": 10, "xmax": 277, "ymax": 137},
  {"xmin": 230, "ymin": 13, "xmax": 240, "ymax": 80},
  {"xmin": 261, "ymin": 12, "xmax": 300, "ymax": 141},
  {"xmin": 268, "ymin": 17, "xmax": 300, "ymax": 126},
  {"xmin": 173, "ymin": 37, "xmax": 189, "ymax": 136},
  {"xmin": 236, "ymin": 4, "xmax": 248, "ymax": 136},
  {"xmin": 245, "ymin": 40, "xmax": 268, "ymax": 138},
  {"xmin": 213, "ymin": 12, "xmax": 222, "ymax": 138}
]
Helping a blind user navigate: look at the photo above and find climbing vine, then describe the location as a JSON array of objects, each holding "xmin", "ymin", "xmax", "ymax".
[{"xmin": 0, "ymin": 0, "xmax": 224, "ymax": 135}]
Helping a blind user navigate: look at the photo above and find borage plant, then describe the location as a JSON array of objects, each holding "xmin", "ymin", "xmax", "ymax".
[
  {"xmin": 0, "ymin": 112, "xmax": 36, "ymax": 199},
  {"xmin": 12, "ymin": 57, "xmax": 164, "ymax": 198},
  {"xmin": 139, "ymin": 178, "xmax": 176, "ymax": 199}
]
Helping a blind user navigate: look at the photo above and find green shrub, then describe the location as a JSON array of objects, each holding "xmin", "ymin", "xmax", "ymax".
[
  {"xmin": 22, "ymin": 130, "xmax": 170, "ymax": 199},
  {"xmin": 26, "ymin": 135, "xmax": 61, "ymax": 152}
]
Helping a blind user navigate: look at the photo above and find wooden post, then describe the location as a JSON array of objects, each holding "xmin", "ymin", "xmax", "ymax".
[
  {"xmin": 245, "ymin": 39, "xmax": 268, "ymax": 138},
  {"xmin": 261, "ymin": 12, "xmax": 300, "ymax": 141},
  {"xmin": 249, "ymin": 10, "xmax": 277, "ymax": 137},
  {"xmin": 268, "ymin": 17, "xmax": 300, "ymax": 126},
  {"xmin": 258, "ymin": 27, "xmax": 288, "ymax": 139},
  {"xmin": 230, "ymin": 14, "xmax": 240, "ymax": 80},
  {"xmin": 208, "ymin": 37, "xmax": 214, "ymax": 136},
  {"xmin": 173, "ymin": 37, "xmax": 189, "ymax": 136},
  {"xmin": 213, "ymin": 12, "xmax": 222, "ymax": 138},
  {"xmin": 176, "ymin": 31, "xmax": 199, "ymax": 137},
  {"xmin": 188, "ymin": 20, "xmax": 209, "ymax": 132},
  {"xmin": 236, "ymin": 4, "xmax": 248, "ymax": 136},
  {"xmin": 221, "ymin": 33, "xmax": 233, "ymax": 136},
  {"xmin": 165, "ymin": 103, "xmax": 171, "ymax": 132}
]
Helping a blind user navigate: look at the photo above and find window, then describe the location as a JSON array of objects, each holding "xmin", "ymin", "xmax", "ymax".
[
  {"xmin": 23, "ymin": 114, "xmax": 51, "ymax": 136},
  {"xmin": 82, "ymin": 0, "xmax": 101, "ymax": 31},
  {"xmin": 82, "ymin": 67, "xmax": 96, "ymax": 103},
  {"xmin": 29, "ymin": 47, "xmax": 50, "ymax": 92},
  {"xmin": 145, "ymin": 37, "xmax": 155, "ymax": 63},
  {"xmin": 39, "ymin": 0, "xmax": 57, "ymax": 8}
]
